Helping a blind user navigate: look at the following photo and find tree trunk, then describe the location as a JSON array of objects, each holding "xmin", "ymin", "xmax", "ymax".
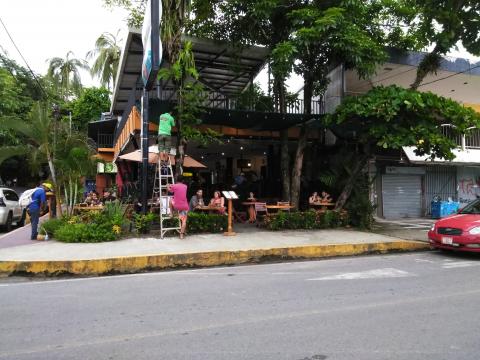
[
  {"xmin": 334, "ymin": 153, "xmax": 370, "ymax": 210},
  {"xmin": 410, "ymin": 44, "xmax": 443, "ymax": 90},
  {"xmin": 276, "ymin": 79, "xmax": 290, "ymax": 201},
  {"xmin": 280, "ymin": 129, "xmax": 290, "ymax": 201},
  {"xmin": 290, "ymin": 125, "xmax": 308, "ymax": 209},
  {"xmin": 290, "ymin": 78, "xmax": 313, "ymax": 209},
  {"xmin": 47, "ymin": 153, "xmax": 63, "ymax": 217}
]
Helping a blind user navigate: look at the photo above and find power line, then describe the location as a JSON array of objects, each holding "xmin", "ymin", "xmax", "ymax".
[
  {"xmin": 418, "ymin": 63, "xmax": 480, "ymax": 88},
  {"xmin": 0, "ymin": 15, "xmax": 48, "ymax": 98}
]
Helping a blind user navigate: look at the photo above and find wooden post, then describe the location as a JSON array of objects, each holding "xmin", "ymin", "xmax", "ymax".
[{"xmin": 224, "ymin": 198, "xmax": 236, "ymax": 236}]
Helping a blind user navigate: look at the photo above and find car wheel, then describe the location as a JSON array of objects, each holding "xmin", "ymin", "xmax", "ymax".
[
  {"xmin": 5, "ymin": 212, "xmax": 13, "ymax": 232},
  {"xmin": 17, "ymin": 210, "xmax": 26, "ymax": 227}
]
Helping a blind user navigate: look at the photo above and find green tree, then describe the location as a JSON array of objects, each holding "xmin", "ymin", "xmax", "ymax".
[
  {"xmin": 47, "ymin": 51, "xmax": 89, "ymax": 100},
  {"xmin": 402, "ymin": 0, "xmax": 480, "ymax": 89},
  {"xmin": 87, "ymin": 31, "xmax": 122, "ymax": 90},
  {"xmin": 273, "ymin": 1, "xmax": 389, "ymax": 208},
  {"xmin": 328, "ymin": 85, "xmax": 480, "ymax": 209},
  {"xmin": 70, "ymin": 87, "xmax": 111, "ymax": 132}
]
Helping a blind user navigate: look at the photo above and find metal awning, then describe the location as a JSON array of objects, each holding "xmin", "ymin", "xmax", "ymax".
[
  {"xmin": 111, "ymin": 29, "xmax": 270, "ymax": 116},
  {"xmin": 403, "ymin": 146, "xmax": 480, "ymax": 166}
]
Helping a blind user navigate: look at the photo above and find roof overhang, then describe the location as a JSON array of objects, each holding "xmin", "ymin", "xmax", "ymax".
[
  {"xmin": 110, "ymin": 29, "xmax": 270, "ymax": 116},
  {"xmin": 346, "ymin": 49, "xmax": 480, "ymax": 104},
  {"xmin": 403, "ymin": 146, "xmax": 480, "ymax": 166}
]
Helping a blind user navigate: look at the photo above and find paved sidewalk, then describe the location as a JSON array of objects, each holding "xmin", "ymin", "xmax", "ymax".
[{"xmin": 0, "ymin": 228, "xmax": 430, "ymax": 276}]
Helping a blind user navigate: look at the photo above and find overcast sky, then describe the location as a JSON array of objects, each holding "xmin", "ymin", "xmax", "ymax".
[
  {"xmin": 1, "ymin": 1, "xmax": 479, "ymax": 92},
  {"xmin": 0, "ymin": 0, "xmax": 128, "ymax": 87}
]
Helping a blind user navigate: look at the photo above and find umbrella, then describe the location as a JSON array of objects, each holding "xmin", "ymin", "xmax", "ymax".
[{"xmin": 118, "ymin": 147, "xmax": 206, "ymax": 168}]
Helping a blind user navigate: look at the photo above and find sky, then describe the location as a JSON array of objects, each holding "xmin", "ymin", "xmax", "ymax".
[
  {"xmin": 0, "ymin": 1, "xmax": 479, "ymax": 92},
  {"xmin": 0, "ymin": 0, "xmax": 128, "ymax": 87}
]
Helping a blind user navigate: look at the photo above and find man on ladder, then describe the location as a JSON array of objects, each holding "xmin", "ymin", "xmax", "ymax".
[{"xmin": 155, "ymin": 111, "xmax": 187, "ymax": 238}]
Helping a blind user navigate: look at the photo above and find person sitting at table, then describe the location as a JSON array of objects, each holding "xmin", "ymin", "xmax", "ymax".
[
  {"xmin": 309, "ymin": 192, "xmax": 320, "ymax": 204},
  {"xmin": 89, "ymin": 192, "xmax": 102, "ymax": 207},
  {"xmin": 247, "ymin": 192, "xmax": 257, "ymax": 202},
  {"xmin": 320, "ymin": 191, "xmax": 332, "ymax": 203},
  {"xmin": 189, "ymin": 189, "xmax": 205, "ymax": 211},
  {"xmin": 209, "ymin": 190, "xmax": 225, "ymax": 214},
  {"xmin": 102, "ymin": 190, "xmax": 116, "ymax": 204}
]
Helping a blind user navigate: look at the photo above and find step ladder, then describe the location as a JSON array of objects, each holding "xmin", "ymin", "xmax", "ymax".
[{"xmin": 152, "ymin": 154, "xmax": 181, "ymax": 238}]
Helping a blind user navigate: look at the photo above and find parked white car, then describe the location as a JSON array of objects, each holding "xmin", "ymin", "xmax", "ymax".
[{"xmin": 0, "ymin": 188, "xmax": 25, "ymax": 232}]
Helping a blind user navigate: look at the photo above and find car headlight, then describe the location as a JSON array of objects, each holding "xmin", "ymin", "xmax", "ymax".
[
  {"xmin": 469, "ymin": 227, "xmax": 480, "ymax": 235},
  {"xmin": 430, "ymin": 224, "xmax": 435, "ymax": 231}
]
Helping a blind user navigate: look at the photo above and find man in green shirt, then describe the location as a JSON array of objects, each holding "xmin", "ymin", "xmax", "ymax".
[{"xmin": 158, "ymin": 112, "xmax": 175, "ymax": 156}]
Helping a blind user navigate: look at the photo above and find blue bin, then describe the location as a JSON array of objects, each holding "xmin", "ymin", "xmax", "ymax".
[{"xmin": 431, "ymin": 201, "xmax": 459, "ymax": 219}]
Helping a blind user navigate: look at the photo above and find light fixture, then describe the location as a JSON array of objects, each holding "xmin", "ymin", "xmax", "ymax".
[
  {"xmin": 221, "ymin": 152, "xmax": 225, "ymax": 156},
  {"xmin": 240, "ymin": 146, "xmax": 244, "ymax": 150},
  {"xmin": 247, "ymin": 162, "xmax": 252, "ymax": 167},
  {"xmin": 263, "ymin": 151, "xmax": 267, "ymax": 155}
]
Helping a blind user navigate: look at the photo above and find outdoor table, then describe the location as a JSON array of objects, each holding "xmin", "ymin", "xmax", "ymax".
[
  {"xmin": 73, "ymin": 205, "xmax": 104, "ymax": 214},
  {"xmin": 241, "ymin": 202, "xmax": 258, "ymax": 223},
  {"xmin": 196, "ymin": 205, "xmax": 225, "ymax": 214},
  {"xmin": 266, "ymin": 205, "xmax": 294, "ymax": 212},
  {"xmin": 310, "ymin": 202, "xmax": 335, "ymax": 210}
]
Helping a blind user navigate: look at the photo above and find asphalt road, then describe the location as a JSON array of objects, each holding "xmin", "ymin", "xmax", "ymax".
[{"xmin": 1, "ymin": 251, "xmax": 480, "ymax": 360}]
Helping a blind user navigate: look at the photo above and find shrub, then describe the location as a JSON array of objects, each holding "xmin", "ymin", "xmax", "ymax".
[
  {"xmin": 40, "ymin": 218, "xmax": 67, "ymax": 236},
  {"xmin": 265, "ymin": 209, "xmax": 350, "ymax": 231},
  {"xmin": 133, "ymin": 212, "xmax": 156, "ymax": 234},
  {"xmin": 55, "ymin": 222, "xmax": 118, "ymax": 243},
  {"xmin": 187, "ymin": 213, "xmax": 227, "ymax": 233},
  {"xmin": 345, "ymin": 190, "xmax": 376, "ymax": 229}
]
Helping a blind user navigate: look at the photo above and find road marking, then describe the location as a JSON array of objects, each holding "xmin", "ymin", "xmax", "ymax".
[
  {"xmin": 415, "ymin": 258, "xmax": 436, "ymax": 263},
  {"xmin": 307, "ymin": 268, "xmax": 413, "ymax": 281},
  {"xmin": 442, "ymin": 261, "xmax": 480, "ymax": 269}
]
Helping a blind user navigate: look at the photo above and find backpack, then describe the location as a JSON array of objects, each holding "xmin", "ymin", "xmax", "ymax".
[{"xmin": 19, "ymin": 188, "xmax": 37, "ymax": 208}]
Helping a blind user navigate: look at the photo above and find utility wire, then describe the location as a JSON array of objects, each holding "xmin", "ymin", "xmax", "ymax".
[
  {"xmin": 417, "ymin": 63, "xmax": 480, "ymax": 88},
  {"xmin": 0, "ymin": 15, "xmax": 48, "ymax": 98}
]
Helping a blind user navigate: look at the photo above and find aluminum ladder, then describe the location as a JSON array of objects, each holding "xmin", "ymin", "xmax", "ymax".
[{"xmin": 152, "ymin": 155, "xmax": 181, "ymax": 238}]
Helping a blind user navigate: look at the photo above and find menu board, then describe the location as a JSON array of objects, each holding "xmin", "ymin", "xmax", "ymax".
[{"xmin": 222, "ymin": 191, "xmax": 238, "ymax": 200}]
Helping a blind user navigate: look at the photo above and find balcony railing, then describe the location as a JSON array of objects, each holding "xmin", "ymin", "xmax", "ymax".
[
  {"xmin": 97, "ymin": 133, "xmax": 114, "ymax": 148},
  {"xmin": 441, "ymin": 124, "xmax": 480, "ymax": 150},
  {"xmin": 156, "ymin": 87, "xmax": 325, "ymax": 115}
]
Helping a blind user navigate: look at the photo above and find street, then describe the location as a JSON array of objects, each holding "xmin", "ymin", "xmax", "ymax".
[{"xmin": 1, "ymin": 251, "xmax": 480, "ymax": 360}]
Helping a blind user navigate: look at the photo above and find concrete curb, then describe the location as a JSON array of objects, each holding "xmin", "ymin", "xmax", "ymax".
[{"xmin": 0, "ymin": 240, "xmax": 430, "ymax": 276}]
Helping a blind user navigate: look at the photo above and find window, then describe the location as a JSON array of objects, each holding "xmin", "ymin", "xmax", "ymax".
[{"xmin": 3, "ymin": 190, "xmax": 19, "ymax": 202}]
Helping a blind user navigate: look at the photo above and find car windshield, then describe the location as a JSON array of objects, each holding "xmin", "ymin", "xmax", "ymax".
[{"xmin": 458, "ymin": 199, "xmax": 480, "ymax": 214}]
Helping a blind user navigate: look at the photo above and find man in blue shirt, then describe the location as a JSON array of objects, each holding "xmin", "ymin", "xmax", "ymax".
[{"xmin": 28, "ymin": 183, "xmax": 51, "ymax": 240}]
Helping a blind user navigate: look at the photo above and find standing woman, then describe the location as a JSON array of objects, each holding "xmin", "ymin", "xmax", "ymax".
[{"xmin": 167, "ymin": 175, "xmax": 189, "ymax": 239}]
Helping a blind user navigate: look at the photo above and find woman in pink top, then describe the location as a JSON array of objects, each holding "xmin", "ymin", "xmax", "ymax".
[
  {"xmin": 167, "ymin": 175, "xmax": 189, "ymax": 239},
  {"xmin": 209, "ymin": 190, "xmax": 225, "ymax": 214}
]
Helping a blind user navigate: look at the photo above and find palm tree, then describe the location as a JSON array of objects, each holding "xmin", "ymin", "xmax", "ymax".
[
  {"xmin": 46, "ymin": 51, "xmax": 89, "ymax": 100},
  {"xmin": 0, "ymin": 103, "xmax": 57, "ymax": 185},
  {"xmin": 87, "ymin": 31, "xmax": 122, "ymax": 90}
]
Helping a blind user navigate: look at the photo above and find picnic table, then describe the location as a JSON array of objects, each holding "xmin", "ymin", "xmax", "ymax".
[
  {"xmin": 310, "ymin": 202, "xmax": 335, "ymax": 210},
  {"xmin": 196, "ymin": 205, "xmax": 225, "ymax": 214},
  {"xmin": 266, "ymin": 204, "xmax": 294, "ymax": 212},
  {"xmin": 72, "ymin": 205, "xmax": 104, "ymax": 214}
]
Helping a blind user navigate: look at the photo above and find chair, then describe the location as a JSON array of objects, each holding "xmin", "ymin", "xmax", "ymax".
[
  {"xmin": 254, "ymin": 202, "xmax": 268, "ymax": 225},
  {"xmin": 277, "ymin": 201, "xmax": 291, "ymax": 212}
]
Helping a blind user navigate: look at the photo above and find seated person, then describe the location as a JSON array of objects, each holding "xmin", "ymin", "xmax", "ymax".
[
  {"xmin": 209, "ymin": 190, "xmax": 225, "ymax": 214},
  {"xmin": 320, "ymin": 191, "xmax": 332, "ymax": 203},
  {"xmin": 89, "ymin": 192, "xmax": 102, "ymax": 206},
  {"xmin": 189, "ymin": 189, "xmax": 205, "ymax": 211},
  {"xmin": 102, "ymin": 190, "xmax": 116, "ymax": 203},
  {"xmin": 247, "ymin": 192, "xmax": 257, "ymax": 201},
  {"xmin": 309, "ymin": 192, "xmax": 320, "ymax": 204}
]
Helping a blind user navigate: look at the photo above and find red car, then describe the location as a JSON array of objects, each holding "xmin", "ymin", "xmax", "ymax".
[{"xmin": 428, "ymin": 200, "xmax": 480, "ymax": 252}]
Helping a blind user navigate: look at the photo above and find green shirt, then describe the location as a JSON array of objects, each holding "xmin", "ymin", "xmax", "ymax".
[{"xmin": 158, "ymin": 113, "xmax": 175, "ymax": 136}]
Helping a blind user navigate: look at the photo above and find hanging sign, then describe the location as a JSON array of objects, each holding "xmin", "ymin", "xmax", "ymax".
[{"xmin": 142, "ymin": 0, "xmax": 162, "ymax": 89}]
